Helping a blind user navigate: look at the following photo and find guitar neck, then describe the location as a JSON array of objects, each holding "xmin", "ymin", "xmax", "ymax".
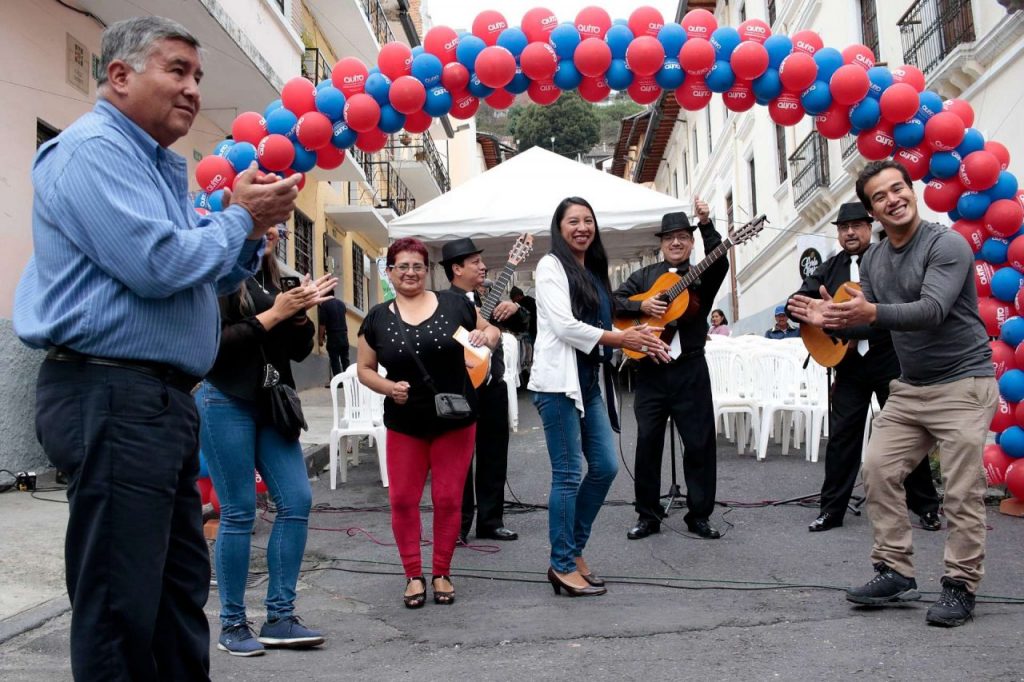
[
  {"xmin": 664, "ymin": 237, "xmax": 735, "ymax": 301},
  {"xmin": 479, "ymin": 263, "xmax": 516, "ymax": 319}
]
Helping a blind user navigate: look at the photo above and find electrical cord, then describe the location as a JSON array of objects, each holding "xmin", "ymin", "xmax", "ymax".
[{"xmin": 0, "ymin": 469, "xmax": 16, "ymax": 494}]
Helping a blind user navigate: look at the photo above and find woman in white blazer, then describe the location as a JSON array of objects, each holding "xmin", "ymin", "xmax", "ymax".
[{"xmin": 528, "ymin": 197, "xmax": 669, "ymax": 597}]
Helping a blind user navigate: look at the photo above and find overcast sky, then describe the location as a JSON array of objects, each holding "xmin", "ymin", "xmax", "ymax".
[{"xmin": 423, "ymin": 1, "xmax": 683, "ymax": 33}]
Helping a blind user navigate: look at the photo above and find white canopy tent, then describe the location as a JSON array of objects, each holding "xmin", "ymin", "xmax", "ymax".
[{"xmin": 388, "ymin": 147, "xmax": 688, "ymax": 278}]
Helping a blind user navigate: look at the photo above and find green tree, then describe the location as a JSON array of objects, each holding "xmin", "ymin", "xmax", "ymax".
[{"xmin": 511, "ymin": 92, "xmax": 601, "ymax": 158}]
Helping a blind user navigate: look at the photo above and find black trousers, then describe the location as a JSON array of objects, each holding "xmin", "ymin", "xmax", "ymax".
[
  {"xmin": 821, "ymin": 371, "xmax": 940, "ymax": 519},
  {"xmin": 633, "ymin": 355, "xmax": 717, "ymax": 525},
  {"xmin": 35, "ymin": 361, "xmax": 210, "ymax": 681},
  {"xmin": 326, "ymin": 341, "xmax": 350, "ymax": 377},
  {"xmin": 461, "ymin": 379, "xmax": 509, "ymax": 536}
]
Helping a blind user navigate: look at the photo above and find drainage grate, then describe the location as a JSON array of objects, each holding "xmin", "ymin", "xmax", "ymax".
[{"xmin": 207, "ymin": 539, "xmax": 267, "ymax": 589}]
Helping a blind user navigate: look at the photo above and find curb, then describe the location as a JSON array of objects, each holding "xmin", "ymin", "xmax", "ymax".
[{"xmin": 0, "ymin": 595, "xmax": 71, "ymax": 645}]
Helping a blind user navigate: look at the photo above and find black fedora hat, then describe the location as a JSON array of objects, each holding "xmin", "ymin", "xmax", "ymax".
[
  {"xmin": 440, "ymin": 237, "xmax": 483, "ymax": 264},
  {"xmin": 654, "ymin": 211, "xmax": 693, "ymax": 237},
  {"xmin": 832, "ymin": 202, "xmax": 873, "ymax": 225}
]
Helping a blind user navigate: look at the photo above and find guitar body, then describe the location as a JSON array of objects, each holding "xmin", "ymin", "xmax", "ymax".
[
  {"xmin": 801, "ymin": 281, "xmax": 861, "ymax": 368},
  {"xmin": 613, "ymin": 272, "xmax": 700, "ymax": 360},
  {"xmin": 467, "ymin": 350, "xmax": 489, "ymax": 389}
]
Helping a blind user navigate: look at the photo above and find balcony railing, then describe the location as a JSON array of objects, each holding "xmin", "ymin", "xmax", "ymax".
[
  {"xmin": 841, "ymin": 133, "xmax": 859, "ymax": 161},
  {"xmin": 388, "ymin": 133, "xmax": 451, "ymax": 194},
  {"xmin": 360, "ymin": 0, "xmax": 397, "ymax": 48},
  {"xmin": 898, "ymin": 0, "xmax": 976, "ymax": 76},
  {"xmin": 302, "ymin": 47, "xmax": 332, "ymax": 85},
  {"xmin": 349, "ymin": 150, "xmax": 416, "ymax": 217},
  {"xmin": 789, "ymin": 132, "xmax": 830, "ymax": 206}
]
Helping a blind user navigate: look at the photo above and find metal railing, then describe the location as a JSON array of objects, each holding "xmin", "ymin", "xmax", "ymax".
[
  {"xmin": 302, "ymin": 47, "xmax": 332, "ymax": 85},
  {"xmin": 898, "ymin": 0, "xmax": 976, "ymax": 76},
  {"xmin": 789, "ymin": 132, "xmax": 830, "ymax": 206},
  {"xmin": 360, "ymin": 0, "xmax": 397, "ymax": 47},
  {"xmin": 349, "ymin": 153, "xmax": 416, "ymax": 217},
  {"xmin": 388, "ymin": 134, "xmax": 451, "ymax": 194},
  {"xmin": 841, "ymin": 133, "xmax": 859, "ymax": 161}
]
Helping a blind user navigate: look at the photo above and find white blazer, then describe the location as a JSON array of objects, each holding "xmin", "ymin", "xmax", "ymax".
[{"xmin": 527, "ymin": 254, "xmax": 606, "ymax": 415}]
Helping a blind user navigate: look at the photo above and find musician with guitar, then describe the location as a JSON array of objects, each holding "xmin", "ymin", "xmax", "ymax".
[
  {"xmin": 787, "ymin": 202, "xmax": 940, "ymax": 534},
  {"xmin": 613, "ymin": 198, "xmax": 732, "ymax": 540}
]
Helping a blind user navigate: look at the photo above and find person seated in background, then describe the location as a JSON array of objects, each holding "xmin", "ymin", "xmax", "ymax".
[
  {"xmin": 765, "ymin": 305, "xmax": 800, "ymax": 338},
  {"xmin": 709, "ymin": 309, "xmax": 731, "ymax": 336}
]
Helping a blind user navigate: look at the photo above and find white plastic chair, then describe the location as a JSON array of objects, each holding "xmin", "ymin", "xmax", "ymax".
[
  {"xmin": 706, "ymin": 343, "xmax": 760, "ymax": 454},
  {"xmin": 750, "ymin": 349, "xmax": 807, "ymax": 461},
  {"xmin": 501, "ymin": 333, "xmax": 520, "ymax": 432},
  {"xmin": 329, "ymin": 365, "xmax": 388, "ymax": 489}
]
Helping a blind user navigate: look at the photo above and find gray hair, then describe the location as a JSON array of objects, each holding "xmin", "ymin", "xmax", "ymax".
[{"xmin": 97, "ymin": 16, "xmax": 201, "ymax": 87}]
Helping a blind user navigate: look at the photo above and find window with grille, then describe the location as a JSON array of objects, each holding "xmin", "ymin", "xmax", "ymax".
[
  {"xmin": 748, "ymin": 157, "xmax": 758, "ymax": 217},
  {"xmin": 767, "ymin": 0, "xmax": 777, "ymax": 26},
  {"xmin": 692, "ymin": 126, "xmax": 699, "ymax": 164},
  {"xmin": 859, "ymin": 0, "xmax": 880, "ymax": 57},
  {"xmin": 293, "ymin": 209, "xmax": 313, "ymax": 276},
  {"xmin": 775, "ymin": 124, "xmax": 788, "ymax": 183},
  {"xmin": 37, "ymin": 119, "xmax": 60, "ymax": 148},
  {"xmin": 739, "ymin": 1, "xmax": 747, "ymax": 22},
  {"xmin": 274, "ymin": 0, "xmax": 285, "ymax": 13},
  {"xmin": 352, "ymin": 243, "xmax": 366, "ymax": 311}
]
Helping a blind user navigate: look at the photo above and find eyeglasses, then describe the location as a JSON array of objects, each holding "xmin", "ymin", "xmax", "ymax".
[
  {"xmin": 661, "ymin": 234, "xmax": 693, "ymax": 244},
  {"xmin": 388, "ymin": 263, "xmax": 427, "ymax": 273}
]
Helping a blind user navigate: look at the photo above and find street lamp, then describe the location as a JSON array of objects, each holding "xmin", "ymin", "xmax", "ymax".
[{"xmin": 550, "ymin": 135, "xmax": 555, "ymax": 152}]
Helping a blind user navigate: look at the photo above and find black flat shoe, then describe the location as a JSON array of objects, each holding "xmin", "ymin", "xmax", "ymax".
[
  {"xmin": 809, "ymin": 512, "xmax": 843, "ymax": 532},
  {"xmin": 627, "ymin": 519, "xmax": 661, "ymax": 540},
  {"xmin": 477, "ymin": 527, "xmax": 518, "ymax": 541},
  {"xmin": 404, "ymin": 576, "xmax": 426, "ymax": 609},
  {"xmin": 687, "ymin": 519, "xmax": 721, "ymax": 539},
  {"xmin": 432, "ymin": 575, "xmax": 455, "ymax": 605},
  {"xmin": 547, "ymin": 567, "xmax": 606, "ymax": 597},
  {"xmin": 919, "ymin": 511, "xmax": 942, "ymax": 531}
]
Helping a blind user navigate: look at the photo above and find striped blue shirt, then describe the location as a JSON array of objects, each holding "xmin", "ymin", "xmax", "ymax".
[{"xmin": 14, "ymin": 99, "xmax": 262, "ymax": 376}]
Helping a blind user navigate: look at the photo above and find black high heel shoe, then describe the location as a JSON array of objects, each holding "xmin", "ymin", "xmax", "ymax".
[
  {"xmin": 580, "ymin": 571, "xmax": 606, "ymax": 587},
  {"xmin": 404, "ymin": 576, "xmax": 426, "ymax": 609},
  {"xmin": 432, "ymin": 575, "xmax": 455, "ymax": 605},
  {"xmin": 547, "ymin": 567, "xmax": 607, "ymax": 597}
]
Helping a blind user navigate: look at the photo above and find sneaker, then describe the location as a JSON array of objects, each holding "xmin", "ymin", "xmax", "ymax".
[
  {"xmin": 846, "ymin": 562, "xmax": 921, "ymax": 605},
  {"xmin": 257, "ymin": 615, "xmax": 325, "ymax": 648},
  {"xmin": 926, "ymin": 577, "xmax": 975, "ymax": 627},
  {"xmin": 217, "ymin": 622, "xmax": 265, "ymax": 657}
]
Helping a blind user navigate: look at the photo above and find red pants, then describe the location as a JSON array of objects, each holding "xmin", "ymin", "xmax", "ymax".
[{"xmin": 387, "ymin": 425, "xmax": 476, "ymax": 577}]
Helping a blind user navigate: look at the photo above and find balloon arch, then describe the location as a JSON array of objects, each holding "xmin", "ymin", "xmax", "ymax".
[{"xmin": 192, "ymin": 6, "xmax": 1024, "ymax": 499}]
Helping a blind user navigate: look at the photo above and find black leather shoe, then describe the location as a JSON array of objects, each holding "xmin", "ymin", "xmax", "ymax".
[
  {"xmin": 809, "ymin": 512, "xmax": 843, "ymax": 532},
  {"xmin": 919, "ymin": 511, "xmax": 942, "ymax": 531},
  {"xmin": 686, "ymin": 519, "xmax": 721, "ymax": 539},
  {"xmin": 477, "ymin": 527, "xmax": 518, "ymax": 541},
  {"xmin": 627, "ymin": 519, "xmax": 661, "ymax": 540}
]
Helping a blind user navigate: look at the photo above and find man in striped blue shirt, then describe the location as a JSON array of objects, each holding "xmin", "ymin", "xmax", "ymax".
[{"xmin": 14, "ymin": 17, "xmax": 300, "ymax": 680}]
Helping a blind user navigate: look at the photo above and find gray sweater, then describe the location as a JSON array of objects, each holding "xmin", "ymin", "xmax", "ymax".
[{"xmin": 860, "ymin": 220, "xmax": 992, "ymax": 386}]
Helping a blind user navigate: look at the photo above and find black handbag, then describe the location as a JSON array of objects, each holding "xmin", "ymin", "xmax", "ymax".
[
  {"xmin": 258, "ymin": 347, "xmax": 307, "ymax": 440},
  {"xmin": 392, "ymin": 299, "xmax": 473, "ymax": 420}
]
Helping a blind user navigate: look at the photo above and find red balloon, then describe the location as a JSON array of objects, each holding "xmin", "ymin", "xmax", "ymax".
[
  {"xmin": 681, "ymin": 9, "xmax": 717, "ymax": 40},
  {"xmin": 355, "ymin": 129, "xmax": 388, "ymax": 152},
  {"xmin": 737, "ymin": 19, "xmax": 771, "ymax": 44},
  {"xmin": 1016, "ymin": 337, "xmax": 1024, "ymax": 365},
  {"xmin": 959, "ymin": 151, "xmax": 1001, "ymax": 191},
  {"xmin": 723, "ymin": 80, "xmax": 755, "ymax": 112},
  {"xmin": 195, "ymin": 155, "xmax": 236, "ymax": 193},
  {"xmin": 578, "ymin": 75, "xmax": 611, "ymax": 103},
  {"xmin": 390, "ymin": 76, "xmax": 427, "ymax": 115},
  {"xmin": 295, "ymin": 112, "xmax": 332, "ymax": 150},
  {"xmin": 1006, "ymin": 460, "xmax": 1024, "ymax": 500},
  {"xmin": 575, "ymin": 6, "xmax": 612, "ymax": 40},
  {"xmin": 625, "ymin": 36, "xmax": 666, "ymax": 77},
  {"xmin": 522, "ymin": 7, "xmax": 558, "ymax": 44},
  {"xmin": 891, "ymin": 65, "xmax": 925, "ymax": 92},
  {"xmin": 857, "ymin": 124, "xmax": 896, "ymax": 161},
  {"xmin": 403, "ymin": 109, "xmax": 433, "ymax": 134},
  {"xmin": 332, "ymin": 57, "xmax": 369, "ymax": 96},
  {"xmin": 816, "ymin": 103, "xmax": 852, "ymax": 139},
  {"xmin": 730, "ymin": 41, "xmax": 769, "ymax": 80},
  {"xmin": 441, "ymin": 62, "xmax": 471, "ymax": 92},
  {"xmin": 254, "ymin": 471, "xmax": 268, "ymax": 495},
  {"xmin": 450, "ymin": 92, "xmax": 480, "ymax": 120},
  {"xmin": 231, "ymin": 112, "xmax": 267, "ymax": 147},
  {"xmin": 527, "ymin": 79, "xmax": 561, "ymax": 105},
  {"xmin": 829, "ymin": 64, "xmax": 870, "ymax": 106},
  {"xmin": 378, "ymin": 42, "xmax": 413, "ymax": 80},
  {"xmin": 779, "ymin": 52, "xmax": 817, "ymax": 92},
  {"xmin": 520, "ymin": 42, "xmax": 558, "ymax": 81},
  {"xmin": 475, "ymin": 46, "xmax": 517, "ymax": 88},
  {"xmin": 979, "ymin": 296, "xmax": 1013, "ymax": 336},
  {"xmin": 942, "ymin": 98, "xmax": 975, "ymax": 127},
  {"xmin": 791, "ymin": 30, "xmax": 823, "ymax": 56},
  {"xmin": 281, "ymin": 77, "xmax": 317, "ymax": 116},
  {"xmin": 675, "ymin": 75, "xmax": 712, "ymax": 111},
  {"xmin": 628, "ymin": 5, "xmax": 665, "ymax": 39},
  {"xmin": 992, "ymin": 340, "xmax": 1017, "ymax": 378},
  {"xmin": 282, "ymin": 170, "xmax": 305, "ymax": 193},
  {"xmin": 894, "ymin": 144, "xmax": 933, "ymax": 181},
  {"xmin": 769, "ymin": 93, "xmax": 804, "ymax": 126},
  {"xmin": 628, "ymin": 75, "xmax": 661, "ymax": 105},
  {"xmin": 992, "ymin": 397, "xmax": 1015, "ymax": 432},
  {"xmin": 679, "ymin": 38, "xmax": 716, "ymax": 76},
  {"xmin": 194, "ymin": 206, "xmax": 209, "ymax": 217},
  {"xmin": 924, "ymin": 111, "xmax": 966, "ymax": 151},
  {"xmin": 985, "ymin": 199, "xmax": 1024, "ymax": 238},
  {"xmin": 952, "ymin": 219, "xmax": 986, "ymax": 253},
  {"xmin": 316, "ymin": 145, "xmax": 345, "ymax": 170},
  {"xmin": 1018, "ymin": 190, "xmax": 1024, "ymax": 215},
  {"xmin": 984, "ymin": 444, "xmax": 1015, "ymax": 485},
  {"xmin": 344, "ymin": 93, "xmax": 381, "ymax": 133},
  {"xmin": 574, "ymin": 37, "xmax": 612, "ymax": 77},
  {"xmin": 485, "ymin": 88, "xmax": 516, "ymax": 110},
  {"xmin": 985, "ymin": 141, "xmax": 1011, "ymax": 171},
  {"xmin": 923, "ymin": 177, "xmax": 964, "ymax": 213},
  {"xmin": 879, "ymin": 83, "xmax": 920, "ymax": 123},
  {"xmin": 257, "ymin": 134, "xmax": 295, "ymax": 172},
  {"xmin": 975, "ymin": 260, "xmax": 996, "ymax": 295},
  {"xmin": 472, "ymin": 10, "xmax": 508, "ymax": 46},
  {"xmin": 424, "ymin": 26, "xmax": 459, "ymax": 64},
  {"xmin": 842, "ymin": 44, "xmax": 875, "ymax": 71}
]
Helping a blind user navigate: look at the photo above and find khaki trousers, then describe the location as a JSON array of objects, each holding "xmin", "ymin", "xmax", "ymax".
[{"xmin": 863, "ymin": 376, "xmax": 998, "ymax": 593}]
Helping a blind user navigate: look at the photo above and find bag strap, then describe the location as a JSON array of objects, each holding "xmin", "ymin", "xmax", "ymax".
[{"xmin": 391, "ymin": 298, "xmax": 441, "ymax": 395}]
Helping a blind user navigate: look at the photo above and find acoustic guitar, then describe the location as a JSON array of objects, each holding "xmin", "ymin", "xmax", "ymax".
[
  {"xmin": 800, "ymin": 281, "xmax": 861, "ymax": 367},
  {"xmin": 614, "ymin": 215, "xmax": 766, "ymax": 360},
  {"xmin": 465, "ymin": 233, "xmax": 534, "ymax": 388}
]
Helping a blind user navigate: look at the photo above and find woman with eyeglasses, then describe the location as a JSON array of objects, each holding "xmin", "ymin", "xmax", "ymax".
[{"xmin": 357, "ymin": 238, "xmax": 500, "ymax": 608}]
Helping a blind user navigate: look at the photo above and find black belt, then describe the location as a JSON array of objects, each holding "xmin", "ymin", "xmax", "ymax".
[{"xmin": 46, "ymin": 347, "xmax": 200, "ymax": 394}]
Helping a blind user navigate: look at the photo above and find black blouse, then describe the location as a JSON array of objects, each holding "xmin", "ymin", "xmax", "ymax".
[{"xmin": 359, "ymin": 292, "xmax": 478, "ymax": 437}]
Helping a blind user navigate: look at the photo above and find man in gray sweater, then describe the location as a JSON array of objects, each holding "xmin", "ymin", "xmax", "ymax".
[{"xmin": 789, "ymin": 160, "xmax": 997, "ymax": 627}]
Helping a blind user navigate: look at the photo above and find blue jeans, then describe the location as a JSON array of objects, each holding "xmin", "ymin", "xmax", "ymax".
[
  {"xmin": 195, "ymin": 382, "xmax": 312, "ymax": 627},
  {"xmin": 533, "ymin": 372, "xmax": 618, "ymax": 573}
]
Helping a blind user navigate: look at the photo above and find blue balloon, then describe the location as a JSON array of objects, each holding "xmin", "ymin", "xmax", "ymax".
[
  {"xmin": 365, "ymin": 72, "xmax": 392, "ymax": 105},
  {"xmin": 981, "ymin": 237, "xmax": 1010, "ymax": 265},
  {"xmin": 948, "ymin": 209, "xmax": 962, "ymax": 223},
  {"xmin": 922, "ymin": 173, "xmax": 934, "ymax": 185},
  {"xmin": 467, "ymin": 73, "xmax": 495, "ymax": 98},
  {"xmin": 705, "ymin": 60, "xmax": 735, "ymax": 93},
  {"xmin": 266, "ymin": 108, "xmax": 297, "ymax": 137},
  {"xmin": 423, "ymin": 86, "xmax": 453, "ymax": 117},
  {"xmin": 752, "ymin": 68, "xmax": 783, "ymax": 101},
  {"xmin": 291, "ymin": 142, "xmax": 317, "ymax": 173},
  {"xmin": 710, "ymin": 27, "xmax": 741, "ymax": 60},
  {"xmin": 206, "ymin": 189, "xmax": 226, "ymax": 212},
  {"xmin": 550, "ymin": 23, "xmax": 581, "ymax": 60},
  {"xmin": 655, "ymin": 59, "xmax": 685, "ymax": 89},
  {"xmin": 194, "ymin": 192, "xmax": 210, "ymax": 209},
  {"xmin": 368, "ymin": 66, "xmax": 380, "ymax": 76},
  {"xmin": 987, "ymin": 172, "xmax": 1020, "ymax": 202},
  {"xmin": 553, "ymin": 59, "xmax": 582, "ymax": 90},
  {"xmin": 411, "ymin": 45, "xmax": 424, "ymax": 58},
  {"xmin": 894, "ymin": 118, "xmax": 925, "ymax": 148},
  {"xmin": 497, "ymin": 27, "xmax": 529, "ymax": 57},
  {"xmin": 411, "ymin": 53, "xmax": 443, "ymax": 88},
  {"xmin": 331, "ymin": 120, "xmax": 358, "ymax": 149},
  {"xmin": 866, "ymin": 66, "xmax": 893, "ymax": 99},
  {"xmin": 813, "ymin": 48, "xmax": 844, "ymax": 82},
  {"xmin": 606, "ymin": 24, "xmax": 634, "ymax": 59},
  {"xmin": 456, "ymin": 34, "xmax": 486, "ymax": 69},
  {"xmin": 917, "ymin": 91, "xmax": 943, "ymax": 121},
  {"xmin": 764, "ymin": 35, "xmax": 792, "ymax": 69},
  {"xmin": 315, "ymin": 79, "xmax": 333, "ymax": 92},
  {"xmin": 505, "ymin": 67, "xmax": 531, "ymax": 94},
  {"xmin": 800, "ymin": 81, "xmax": 832, "ymax": 115},
  {"xmin": 992, "ymin": 267, "xmax": 1024, "ymax": 302},
  {"xmin": 213, "ymin": 140, "xmax": 234, "ymax": 158},
  {"xmin": 263, "ymin": 99, "xmax": 283, "ymax": 118},
  {"xmin": 605, "ymin": 59, "xmax": 634, "ymax": 90},
  {"xmin": 956, "ymin": 128, "xmax": 986, "ymax": 157},
  {"xmin": 850, "ymin": 97, "xmax": 881, "ymax": 130},
  {"xmin": 930, "ymin": 151, "xmax": 962, "ymax": 179},
  {"xmin": 1000, "ymin": 425, "xmax": 1024, "ymax": 458},
  {"xmin": 1001, "ymin": 316, "xmax": 1024, "ymax": 346},
  {"xmin": 958, "ymin": 191, "xmax": 992, "ymax": 220},
  {"xmin": 226, "ymin": 141, "xmax": 258, "ymax": 173},
  {"xmin": 315, "ymin": 86, "xmax": 346, "ymax": 122},
  {"xmin": 613, "ymin": 18, "xmax": 628, "ymax": 26},
  {"xmin": 378, "ymin": 104, "xmax": 406, "ymax": 134},
  {"xmin": 658, "ymin": 23, "xmax": 687, "ymax": 56}
]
